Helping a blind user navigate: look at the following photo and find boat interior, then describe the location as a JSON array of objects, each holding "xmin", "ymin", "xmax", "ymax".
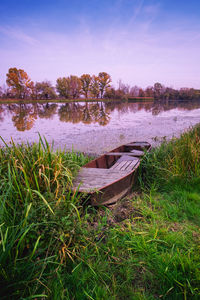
[
  {"xmin": 72, "ymin": 142, "xmax": 151, "ymax": 193},
  {"xmin": 83, "ymin": 142, "xmax": 151, "ymax": 171}
]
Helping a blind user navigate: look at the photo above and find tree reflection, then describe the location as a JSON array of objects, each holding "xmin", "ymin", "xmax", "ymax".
[
  {"xmin": 58, "ymin": 102, "xmax": 111, "ymax": 126},
  {"xmin": 37, "ymin": 103, "xmax": 58, "ymax": 119},
  {"xmin": 89, "ymin": 103, "xmax": 100, "ymax": 122},
  {"xmin": 11, "ymin": 104, "xmax": 37, "ymax": 131},
  {"xmin": 98, "ymin": 102, "xmax": 110, "ymax": 126},
  {"xmin": 6, "ymin": 103, "xmax": 58, "ymax": 131},
  {"xmin": 0, "ymin": 105, "xmax": 4, "ymax": 121},
  {"xmin": 82, "ymin": 102, "xmax": 92, "ymax": 124},
  {"xmin": 58, "ymin": 103, "xmax": 83, "ymax": 123},
  {"xmin": 1, "ymin": 100, "xmax": 200, "ymax": 132}
]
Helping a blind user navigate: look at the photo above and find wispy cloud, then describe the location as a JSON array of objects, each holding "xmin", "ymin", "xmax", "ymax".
[
  {"xmin": 0, "ymin": 26, "xmax": 38, "ymax": 46},
  {"xmin": 127, "ymin": 0, "xmax": 145, "ymax": 26},
  {"xmin": 143, "ymin": 3, "xmax": 160, "ymax": 16}
]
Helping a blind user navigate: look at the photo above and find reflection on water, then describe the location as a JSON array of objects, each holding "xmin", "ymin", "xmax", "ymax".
[{"xmin": 0, "ymin": 100, "xmax": 200, "ymax": 153}]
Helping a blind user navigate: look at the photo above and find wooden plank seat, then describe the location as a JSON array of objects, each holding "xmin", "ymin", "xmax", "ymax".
[
  {"xmin": 73, "ymin": 168, "xmax": 131, "ymax": 192},
  {"xmin": 129, "ymin": 149, "xmax": 144, "ymax": 156},
  {"xmin": 110, "ymin": 154, "xmax": 139, "ymax": 171},
  {"xmin": 126, "ymin": 142, "xmax": 150, "ymax": 146},
  {"xmin": 125, "ymin": 142, "xmax": 150, "ymax": 149},
  {"xmin": 110, "ymin": 159, "xmax": 139, "ymax": 171},
  {"xmin": 105, "ymin": 152, "xmax": 140, "ymax": 157}
]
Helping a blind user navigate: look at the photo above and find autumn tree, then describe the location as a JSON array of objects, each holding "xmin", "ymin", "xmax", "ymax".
[
  {"xmin": 104, "ymin": 87, "xmax": 116, "ymax": 99},
  {"xmin": 138, "ymin": 88, "xmax": 145, "ymax": 97},
  {"xmin": 98, "ymin": 72, "xmax": 111, "ymax": 98},
  {"xmin": 129, "ymin": 85, "xmax": 140, "ymax": 97},
  {"xmin": 68, "ymin": 75, "xmax": 81, "ymax": 99},
  {"xmin": 145, "ymin": 86, "xmax": 154, "ymax": 97},
  {"xmin": 34, "ymin": 81, "xmax": 56, "ymax": 100},
  {"xmin": 179, "ymin": 88, "xmax": 195, "ymax": 100},
  {"xmin": 56, "ymin": 77, "xmax": 70, "ymax": 99},
  {"xmin": 153, "ymin": 82, "xmax": 164, "ymax": 99},
  {"xmin": 6, "ymin": 68, "xmax": 34, "ymax": 99},
  {"xmin": 80, "ymin": 74, "xmax": 92, "ymax": 98},
  {"xmin": 104, "ymin": 87, "xmax": 127, "ymax": 100},
  {"xmin": 90, "ymin": 75, "xmax": 100, "ymax": 99},
  {"xmin": 0, "ymin": 86, "xmax": 2, "ymax": 98},
  {"xmin": 56, "ymin": 76, "xmax": 81, "ymax": 99}
]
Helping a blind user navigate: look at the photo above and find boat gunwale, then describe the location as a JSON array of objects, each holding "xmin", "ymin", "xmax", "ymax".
[{"xmin": 82, "ymin": 141, "xmax": 151, "ymax": 170}]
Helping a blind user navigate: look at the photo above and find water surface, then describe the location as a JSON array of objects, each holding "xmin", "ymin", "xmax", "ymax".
[{"xmin": 0, "ymin": 100, "xmax": 200, "ymax": 154}]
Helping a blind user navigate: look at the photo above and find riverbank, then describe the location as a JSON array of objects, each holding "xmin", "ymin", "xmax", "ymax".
[
  {"xmin": 0, "ymin": 97, "xmax": 153, "ymax": 104},
  {"xmin": 0, "ymin": 126, "xmax": 200, "ymax": 299}
]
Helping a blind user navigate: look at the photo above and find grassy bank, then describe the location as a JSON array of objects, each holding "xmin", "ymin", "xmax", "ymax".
[{"xmin": 0, "ymin": 127, "xmax": 200, "ymax": 299}]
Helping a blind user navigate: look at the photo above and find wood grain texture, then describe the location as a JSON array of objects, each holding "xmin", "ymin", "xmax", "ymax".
[
  {"xmin": 73, "ymin": 168, "xmax": 131, "ymax": 192},
  {"xmin": 110, "ymin": 160, "xmax": 138, "ymax": 171},
  {"xmin": 129, "ymin": 149, "xmax": 144, "ymax": 156},
  {"xmin": 105, "ymin": 152, "xmax": 140, "ymax": 157}
]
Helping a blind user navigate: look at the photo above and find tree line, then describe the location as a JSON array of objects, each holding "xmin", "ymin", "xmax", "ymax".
[{"xmin": 0, "ymin": 67, "xmax": 200, "ymax": 101}]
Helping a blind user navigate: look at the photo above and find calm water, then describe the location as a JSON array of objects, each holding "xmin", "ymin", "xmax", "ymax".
[{"xmin": 0, "ymin": 100, "xmax": 200, "ymax": 154}]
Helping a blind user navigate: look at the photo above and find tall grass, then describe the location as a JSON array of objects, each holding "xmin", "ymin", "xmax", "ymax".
[
  {"xmin": 139, "ymin": 124, "xmax": 200, "ymax": 190},
  {"xmin": 0, "ymin": 137, "xmax": 90, "ymax": 299}
]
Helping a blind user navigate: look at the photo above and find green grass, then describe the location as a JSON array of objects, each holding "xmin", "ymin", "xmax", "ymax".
[
  {"xmin": 0, "ymin": 136, "xmax": 90, "ymax": 299},
  {"xmin": 0, "ymin": 126, "xmax": 200, "ymax": 299}
]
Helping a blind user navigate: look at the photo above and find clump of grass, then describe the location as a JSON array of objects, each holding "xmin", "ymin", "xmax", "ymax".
[
  {"xmin": 0, "ymin": 136, "xmax": 90, "ymax": 299},
  {"xmin": 139, "ymin": 124, "xmax": 200, "ymax": 190}
]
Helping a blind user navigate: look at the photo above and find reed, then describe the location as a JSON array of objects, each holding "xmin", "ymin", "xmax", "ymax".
[
  {"xmin": 0, "ymin": 136, "xmax": 90, "ymax": 299},
  {"xmin": 139, "ymin": 124, "xmax": 200, "ymax": 190}
]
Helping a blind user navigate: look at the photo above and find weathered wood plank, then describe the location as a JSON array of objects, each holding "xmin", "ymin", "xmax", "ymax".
[
  {"xmin": 117, "ymin": 155, "xmax": 139, "ymax": 162},
  {"xmin": 125, "ymin": 142, "xmax": 150, "ymax": 147},
  {"xmin": 105, "ymin": 152, "xmax": 139, "ymax": 157},
  {"xmin": 73, "ymin": 168, "xmax": 130, "ymax": 192},
  {"xmin": 110, "ymin": 160, "xmax": 138, "ymax": 171},
  {"xmin": 130, "ymin": 149, "xmax": 144, "ymax": 156},
  {"xmin": 110, "ymin": 160, "xmax": 128, "ymax": 170},
  {"xmin": 123, "ymin": 161, "xmax": 136, "ymax": 170},
  {"xmin": 117, "ymin": 161, "xmax": 131, "ymax": 171}
]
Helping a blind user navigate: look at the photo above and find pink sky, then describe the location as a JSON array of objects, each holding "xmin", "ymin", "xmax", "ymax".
[{"xmin": 0, "ymin": 0, "xmax": 200, "ymax": 89}]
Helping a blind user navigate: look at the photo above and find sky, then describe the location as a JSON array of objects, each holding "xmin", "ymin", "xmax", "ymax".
[{"xmin": 0, "ymin": 0, "xmax": 200, "ymax": 89}]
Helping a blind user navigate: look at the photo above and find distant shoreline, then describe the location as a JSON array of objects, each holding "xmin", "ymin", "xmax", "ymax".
[{"xmin": 0, "ymin": 97, "xmax": 154, "ymax": 104}]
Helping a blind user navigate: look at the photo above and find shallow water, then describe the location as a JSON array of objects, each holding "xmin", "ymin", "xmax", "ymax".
[{"xmin": 0, "ymin": 100, "xmax": 200, "ymax": 154}]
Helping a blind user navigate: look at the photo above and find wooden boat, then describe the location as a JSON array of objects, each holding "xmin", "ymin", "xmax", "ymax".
[{"xmin": 72, "ymin": 142, "xmax": 151, "ymax": 205}]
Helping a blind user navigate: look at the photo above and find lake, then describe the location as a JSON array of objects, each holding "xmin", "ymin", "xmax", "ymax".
[{"xmin": 0, "ymin": 100, "xmax": 200, "ymax": 154}]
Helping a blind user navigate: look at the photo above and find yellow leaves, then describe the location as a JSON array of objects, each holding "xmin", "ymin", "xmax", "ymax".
[
  {"xmin": 98, "ymin": 72, "xmax": 112, "ymax": 98},
  {"xmin": 6, "ymin": 67, "xmax": 34, "ymax": 98}
]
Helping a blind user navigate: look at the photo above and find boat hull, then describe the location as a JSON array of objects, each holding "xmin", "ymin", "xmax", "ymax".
[
  {"xmin": 72, "ymin": 142, "xmax": 151, "ymax": 205},
  {"xmin": 89, "ymin": 162, "xmax": 139, "ymax": 205}
]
